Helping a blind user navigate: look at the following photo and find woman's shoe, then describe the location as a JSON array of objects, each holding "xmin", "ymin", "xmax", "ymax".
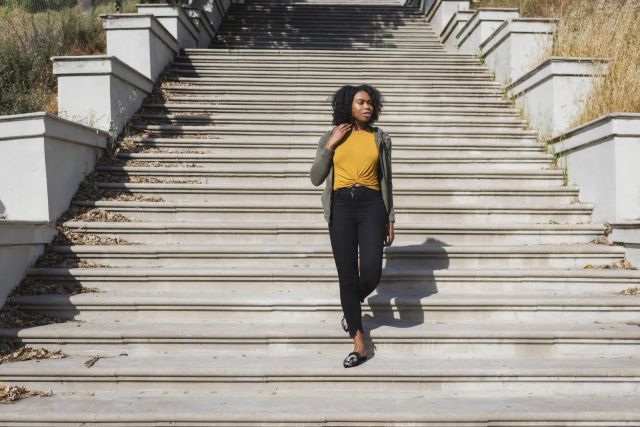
[
  {"xmin": 343, "ymin": 351, "xmax": 367, "ymax": 368},
  {"xmin": 341, "ymin": 316, "xmax": 349, "ymax": 333}
]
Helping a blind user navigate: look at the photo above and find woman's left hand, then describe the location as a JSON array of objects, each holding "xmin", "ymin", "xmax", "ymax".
[{"xmin": 384, "ymin": 221, "xmax": 395, "ymax": 247}]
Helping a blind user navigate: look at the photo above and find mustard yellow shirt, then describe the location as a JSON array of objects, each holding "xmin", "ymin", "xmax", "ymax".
[{"xmin": 332, "ymin": 130, "xmax": 380, "ymax": 190}]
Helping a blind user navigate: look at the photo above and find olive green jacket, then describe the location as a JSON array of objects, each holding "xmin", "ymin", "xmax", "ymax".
[{"xmin": 309, "ymin": 126, "xmax": 395, "ymax": 225}]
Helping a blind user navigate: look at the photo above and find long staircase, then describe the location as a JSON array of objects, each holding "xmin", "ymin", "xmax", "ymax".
[{"xmin": 1, "ymin": 0, "xmax": 640, "ymax": 424}]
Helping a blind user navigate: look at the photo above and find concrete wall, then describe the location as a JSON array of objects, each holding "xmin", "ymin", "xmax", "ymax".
[
  {"xmin": 53, "ymin": 55, "xmax": 154, "ymax": 136},
  {"xmin": 425, "ymin": 0, "xmax": 470, "ymax": 37},
  {"xmin": 0, "ymin": 221, "xmax": 56, "ymax": 308},
  {"xmin": 457, "ymin": 8, "xmax": 520, "ymax": 54},
  {"xmin": 507, "ymin": 57, "xmax": 609, "ymax": 139},
  {"xmin": 102, "ymin": 14, "xmax": 180, "ymax": 81},
  {"xmin": 441, "ymin": 10, "xmax": 473, "ymax": 52},
  {"xmin": 0, "ymin": 113, "xmax": 109, "ymax": 222},
  {"xmin": 549, "ymin": 114, "xmax": 640, "ymax": 223},
  {"xmin": 136, "ymin": 4, "xmax": 200, "ymax": 49},
  {"xmin": 184, "ymin": 6, "xmax": 217, "ymax": 48},
  {"xmin": 481, "ymin": 18, "xmax": 557, "ymax": 86}
]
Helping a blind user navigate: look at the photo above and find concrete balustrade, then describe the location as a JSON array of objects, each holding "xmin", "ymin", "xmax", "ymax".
[
  {"xmin": 52, "ymin": 55, "xmax": 154, "ymax": 136},
  {"xmin": 456, "ymin": 8, "xmax": 520, "ymax": 54},
  {"xmin": 425, "ymin": 0, "xmax": 470, "ymax": 37},
  {"xmin": 0, "ymin": 220, "xmax": 56, "ymax": 307},
  {"xmin": 0, "ymin": 113, "xmax": 109, "ymax": 222},
  {"xmin": 507, "ymin": 57, "xmax": 609, "ymax": 139},
  {"xmin": 481, "ymin": 18, "xmax": 558, "ymax": 86},
  {"xmin": 184, "ymin": 6, "xmax": 217, "ymax": 48},
  {"xmin": 101, "ymin": 13, "xmax": 180, "ymax": 81},
  {"xmin": 441, "ymin": 10, "xmax": 473, "ymax": 52},
  {"xmin": 548, "ymin": 113, "xmax": 640, "ymax": 223},
  {"xmin": 136, "ymin": 3, "xmax": 199, "ymax": 49},
  {"xmin": 188, "ymin": 0, "xmax": 226, "ymax": 31},
  {"xmin": 609, "ymin": 222, "xmax": 640, "ymax": 267}
]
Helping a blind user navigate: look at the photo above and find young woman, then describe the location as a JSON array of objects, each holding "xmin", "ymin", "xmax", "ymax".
[{"xmin": 309, "ymin": 84, "xmax": 395, "ymax": 368}]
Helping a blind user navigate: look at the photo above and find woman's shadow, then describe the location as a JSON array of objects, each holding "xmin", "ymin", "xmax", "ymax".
[{"xmin": 362, "ymin": 237, "xmax": 449, "ymax": 356}]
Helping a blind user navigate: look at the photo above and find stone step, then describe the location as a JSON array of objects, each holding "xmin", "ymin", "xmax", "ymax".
[
  {"xmin": 27, "ymin": 266, "xmax": 639, "ymax": 295},
  {"xmin": 0, "ymin": 314, "xmax": 640, "ymax": 358},
  {"xmin": 161, "ymin": 84, "xmax": 503, "ymax": 96},
  {"xmin": 91, "ymin": 182, "xmax": 581, "ymax": 206},
  {"xmin": 133, "ymin": 113, "xmax": 525, "ymax": 127},
  {"xmin": 172, "ymin": 62, "xmax": 490, "ymax": 72},
  {"xmin": 96, "ymin": 167, "xmax": 567, "ymax": 190},
  {"xmin": 141, "ymin": 103, "xmax": 518, "ymax": 116},
  {"xmin": 50, "ymin": 243, "xmax": 622, "ymax": 269},
  {"xmin": 1, "ymin": 351, "xmax": 639, "ymax": 395},
  {"xmin": 170, "ymin": 70, "xmax": 496, "ymax": 81},
  {"xmin": 12, "ymin": 289, "xmax": 640, "ymax": 324},
  {"xmin": 119, "ymin": 138, "xmax": 545, "ymax": 155},
  {"xmin": 162, "ymin": 93, "xmax": 512, "ymax": 105},
  {"xmin": 73, "ymin": 200, "xmax": 590, "ymax": 223},
  {"xmin": 57, "ymin": 221, "xmax": 605, "ymax": 245},
  {"xmin": 183, "ymin": 47, "xmax": 474, "ymax": 56},
  {"xmin": 214, "ymin": 30, "xmax": 441, "ymax": 39},
  {"xmin": 167, "ymin": 76, "xmax": 501, "ymax": 86},
  {"xmin": 1, "ymin": 392, "xmax": 638, "ymax": 426},
  {"xmin": 128, "ymin": 129, "xmax": 537, "ymax": 145},
  {"xmin": 113, "ymin": 152, "xmax": 551, "ymax": 172}
]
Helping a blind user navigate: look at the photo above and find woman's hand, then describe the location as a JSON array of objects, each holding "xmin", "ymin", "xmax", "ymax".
[
  {"xmin": 384, "ymin": 221, "xmax": 395, "ymax": 247},
  {"xmin": 325, "ymin": 123, "xmax": 352, "ymax": 151}
]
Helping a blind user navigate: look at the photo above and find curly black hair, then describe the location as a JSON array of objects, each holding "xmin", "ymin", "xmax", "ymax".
[{"xmin": 330, "ymin": 84, "xmax": 384, "ymax": 126}]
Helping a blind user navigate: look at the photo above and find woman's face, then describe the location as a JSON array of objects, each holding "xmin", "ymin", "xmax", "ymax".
[{"xmin": 351, "ymin": 90, "xmax": 373, "ymax": 125}]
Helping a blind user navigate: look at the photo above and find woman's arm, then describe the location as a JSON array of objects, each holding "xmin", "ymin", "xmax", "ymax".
[
  {"xmin": 384, "ymin": 132, "xmax": 395, "ymax": 246},
  {"xmin": 309, "ymin": 131, "xmax": 334, "ymax": 186},
  {"xmin": 310, "ymin": 124, "xmax": 352, "ymax": 186}
]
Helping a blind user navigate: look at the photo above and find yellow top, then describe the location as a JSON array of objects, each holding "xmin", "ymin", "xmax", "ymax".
[{"xmin": 332, "ymin": 129, "xmax": 380, "ymax": 190}]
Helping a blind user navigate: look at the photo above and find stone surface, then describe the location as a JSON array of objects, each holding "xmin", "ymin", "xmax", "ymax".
[{"xmin": 0, "ymin": 0, "xmax": 638, "ymax": 424}]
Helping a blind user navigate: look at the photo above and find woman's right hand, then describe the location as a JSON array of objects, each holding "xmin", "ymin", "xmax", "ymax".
[{"xmin": 325, "ymin": 123, "xmax": 352, "ymax": 151}]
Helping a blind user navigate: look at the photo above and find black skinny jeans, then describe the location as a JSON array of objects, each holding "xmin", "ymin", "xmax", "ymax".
[{"xmin": 328, "ymin": 185, "xmax": 388, "ymax": 338}]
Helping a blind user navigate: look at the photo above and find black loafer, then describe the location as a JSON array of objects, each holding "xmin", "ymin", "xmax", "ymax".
[{"xmin": 343, "ymin": 351, "xmax": 367, "ymax": 368}]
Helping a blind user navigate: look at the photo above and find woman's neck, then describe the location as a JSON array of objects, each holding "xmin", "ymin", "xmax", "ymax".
[{"xmin": 352, "ymin": 121, "xmax": 370, "ymax": 132}]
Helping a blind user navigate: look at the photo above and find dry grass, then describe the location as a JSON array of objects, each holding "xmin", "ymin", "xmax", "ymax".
[
  {"xmin": 0, "ymin": 0, "xmax": 143, "ymax": 115},
  {"xmin": 472, "ymin": 0, "xmax": 640, "ymax": 124}
]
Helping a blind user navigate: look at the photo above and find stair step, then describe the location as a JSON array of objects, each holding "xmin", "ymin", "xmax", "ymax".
[
  {"xmin": 50, "ymin": 243, "xmax": 620, "ymax": 269},
  {"xmin": 11, "ymin": 289, "xmax": 640, "ymax": 323},
  {"xmin": 90, "ymin": 182, "xmax": 580, "ymax": 206},
  {"xmin": 1, "ymin": 392, "xmax": 638, "ymax": 426},
  {"xmin": 73, "ymin": 200, "xmax": 590, "ymax": 223},
  {"xmin": 1, "ymin": 350, "xmax": 639, "ymax": 395},
  {"xmin": 96, "ymin": 166, "xmax": 562, "ymax": 184},
  {"xmin": 57, "ymin": 221, "xmax": 605, "ymax": 245},
  {"xmin": 6, "ymin": 312, "xmax": 640, "ymax": 356},
  {"xmin": 26, "ymin": 265, "xmax": 639, "ymax": 294},
  {"xmin": 134, "ymin": 113, "xmax": 524, "ymax": 126}
]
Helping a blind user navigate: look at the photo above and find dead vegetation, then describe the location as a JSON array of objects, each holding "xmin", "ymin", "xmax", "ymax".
[
  {"xmin": 0, "ymin": 342, "xmax": 67, "ymax": 365},
  {"xmin": 584, "ymin": 259, "xmax": 638, "ymax": 270},
  {"xmin": 52, "ymin": 226, "xmax": 134, "ymax": 246},
  {"xmin": 0, "ymin": 305, "xmax": 72, "ymax": 329},
  {"xmin": 619, "ymin": 287, "xmax": 640, "ymax": 296},
  {"xmin": 33, "ymin": 252, "xmax": 110, "ymax": 269},
  {"xmin": 9, "ymin": 277, "xmax": 99, "ymax": 297},
  {"xmin": 58, "ymin": 208, "xmax": 131, "ymax": 224},
  {"xmin": 0, "ymin": 383, "xmax": 51, "ymax": 404}
]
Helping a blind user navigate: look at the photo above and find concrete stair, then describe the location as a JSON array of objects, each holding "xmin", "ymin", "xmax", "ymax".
[{"xmin": 1, "ymin": 0, "xmax": 639, "ymax": 424}]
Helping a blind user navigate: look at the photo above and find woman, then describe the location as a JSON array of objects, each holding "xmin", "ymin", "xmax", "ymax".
[{"xmin": 309, "ymin": 84, "xmax": 395, "ymax": 368}]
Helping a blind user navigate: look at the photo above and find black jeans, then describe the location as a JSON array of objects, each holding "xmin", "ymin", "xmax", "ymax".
[{"xmin": 328, "ymin": 185, "xmax": 388, "ymax": 338}]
